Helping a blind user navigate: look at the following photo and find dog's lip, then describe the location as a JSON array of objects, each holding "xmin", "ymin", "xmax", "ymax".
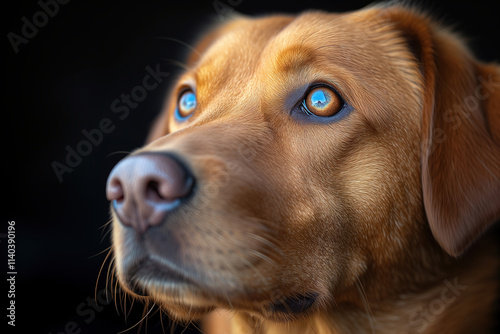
[
  {"xmin": 267, "ymin": 292, "xmax": 319, "ymax": 315},
  {"xmin": 124, "ymin": 256, "xmax": 231, "ymax": 312},
  {"xmin": 124, "ymin": 256, "xmax": 320, "ymax": 319},
  {"xmin": 124, "ymin": 255, "xmax": 200, "ymax": 296}
]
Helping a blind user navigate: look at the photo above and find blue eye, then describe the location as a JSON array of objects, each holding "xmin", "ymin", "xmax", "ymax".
[
  {"xmin": 175, "ymin": 90, "xmax": 196, "ymax": 121},
  {"xmin": 301, "ymin": 86, "xmax": 343, "ymax": 117},
  {"xmin": 292, "ymin": 84, "xmax": 352, "ymax": 123}
]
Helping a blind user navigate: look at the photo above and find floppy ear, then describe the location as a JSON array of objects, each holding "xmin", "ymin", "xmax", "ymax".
[{"xmin": 385, "ymin": 7, "xmax": 500, "ymax": 256}]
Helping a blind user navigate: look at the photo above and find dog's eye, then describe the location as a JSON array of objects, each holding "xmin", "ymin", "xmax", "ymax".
[
  {"xmin": 301, "ymin": 86, "xmax": 343, "ymax": 117},
  {"xmin": 175, "ymin": 90, "xmax": 196, "ymax": 121}
]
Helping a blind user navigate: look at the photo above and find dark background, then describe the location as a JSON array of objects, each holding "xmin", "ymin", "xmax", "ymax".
[{"xmin": 3, "ymin": 0, "xmax": 499, "ymax": 333}]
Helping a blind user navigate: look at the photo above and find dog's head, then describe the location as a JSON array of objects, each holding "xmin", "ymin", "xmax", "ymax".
[{"xmin": 106, "ymin": 5, "xmax": 500, "ymax": 322}]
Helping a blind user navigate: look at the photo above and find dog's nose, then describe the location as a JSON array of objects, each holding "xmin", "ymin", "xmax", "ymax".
[{"xmin": 106, "ymin": 153, "xmax": 194, "ymax": 232}]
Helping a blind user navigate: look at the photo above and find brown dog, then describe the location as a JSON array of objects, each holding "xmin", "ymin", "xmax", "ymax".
[{"xmin": 106, "ymin": 4, "xmax": 500, "ymax": 333}]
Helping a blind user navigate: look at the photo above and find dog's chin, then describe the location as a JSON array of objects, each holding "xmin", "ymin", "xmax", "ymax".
[
  {"xmin": 157, "ymin": 302, "xmax": 215, "ymax": 321},
  {"xmin": 152, "ymin": 290, "xmax": 319, "ymax": 323},
  {"xmin": 129, "ymin": 284, "xmax": 320, "ymax": 323},
  {"xmin": 116, "ymin": 256, "xmax": 321, "ymax": 322},
  {"xmin": 118, "ymin": 275, "xmax": 320, "ymax": 322},
  {"xmin": 117, "ymin": 279, "xmax": 216, "ymax": 320},
  {"xmin": 168, "ymin": 297, "xmax": 319, "ymax": 323}
]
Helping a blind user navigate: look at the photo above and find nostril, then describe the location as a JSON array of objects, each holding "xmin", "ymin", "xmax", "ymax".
[
  {"xmin": 106, "ymin": 153, "xmax": 195, "ymax": 232},
  {"xmin": 142, "ymin": 159, "xmax": 194, "ymax": 203},
  {"xmin": 146, "ymin": 180, "xmax": 163, "ymax": 202},
  {"xmin": 106, "ymin": 177, "xmax": 124, "ymax": 202},
  {"xmin": 143, "ymin": 174, "xmax": 193, "ymax": 203}
]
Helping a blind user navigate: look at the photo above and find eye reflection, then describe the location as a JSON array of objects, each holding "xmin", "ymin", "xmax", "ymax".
[
  {"xmin": 176, "ymin": 90, "xmax": 196, "ymax": 120},
  {"xmin": 309, "ymin": 89, "xmax": 331, "ymax": 111},
  {"xmin": 303, "ymin": 86, "xmax": 343, "ymax": 117}
]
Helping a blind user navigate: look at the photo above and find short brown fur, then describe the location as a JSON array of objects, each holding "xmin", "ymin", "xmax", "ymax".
[{"xmin": 111, "ymin": 4, "xmax": 500, "ymax": 333}]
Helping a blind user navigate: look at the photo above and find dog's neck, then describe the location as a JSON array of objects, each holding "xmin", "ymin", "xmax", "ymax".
[{"xmin": 208, "ymin": 237, "xmax": 499, "ymax": 334}]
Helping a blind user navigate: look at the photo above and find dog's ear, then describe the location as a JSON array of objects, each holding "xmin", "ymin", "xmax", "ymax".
[{"xmin": 383, "ymin": 6, "xmax": 500, "ymax": 256}]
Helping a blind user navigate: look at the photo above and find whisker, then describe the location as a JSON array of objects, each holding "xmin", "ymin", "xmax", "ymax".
[
  {"xmin": 126, "ymin": 296, "xmax": 136, "ymax": 320},
  {"xmin": 245, "ymin": 249, "xmax": 276, "ymax": 266},
  {"xmin": 99, "ymin": 218, "xmax": 114, "ymax": 230},
  {"xmin": 233, "ymin": 252, "xmax": 268, "ymax": 285},
  {"xmin": 162, "ymin": 58, "xmax": 192, "ymax": 72},
  {"xmin": 154, "ymin": 37, "xmax": 201, "ymax": 57},
  {"xmin": 221, "ymin": 289, "xmax": 234, "ymax": 311},
  {"xmin": 114, "ymin": 274, "xmax": 122, "ymax": 315},
  {"xmin": 307, "ymin": 317, "xmax": 319, "ymax": 334},
  {"xmin": 107, "ymin": 258, "xmax": 116, "ymax": 300},
  {"xmin": 243, "ymin": 232, "xmax": 281, "ymax": 252},
  {"xmin": 158, "ymin": 309, "xmax": 166, "ymax": 334},
  {"xmin": 90, "ymin": 245, "xmax": 113, "ymax": 259},
  {"xmin": 356, "ymin": 278, "xmax": 376, "ymax": 334},
  {"xmin": 105, "ymin": 260, "xmax": 115, "ymax": 307},
  {"xmin": 180, "ymin": 316, "xmax": 197, "ymax": 334},
  {"xmin": 140, "ymin": 302, "xmax": 148, "ymax": 334},
  {"xmin": 95, "ymin": 248, "xmax": 114, "ymax": 301},
  {"xmin": 189, "ymin": 320, "xmax": 204, "ymax": 334},
  {"xmin": 116, "ymin": 302, "xmax": 155, "ymax": 334},
  {"xmin": 106, "ymin": 151, "xmax": 132, "ymax": 158},
  {"xmin": 100, "ymin": 226, "xmax": 114, "ymax": 243}
]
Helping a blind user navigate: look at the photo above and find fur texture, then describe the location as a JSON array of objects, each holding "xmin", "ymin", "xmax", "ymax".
[{"xmin": 110, "ymin": 4, "xmax": 500, "ymax": 333}]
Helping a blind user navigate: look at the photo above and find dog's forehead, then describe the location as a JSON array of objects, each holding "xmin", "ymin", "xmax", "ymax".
[
  {"xmin": 184, "ymin": 8, "xmax": 421, "ymax": 128},
  {"xmin": 196, "ymin": 10, "xmax": 381, "ymax": 74},
  {"xmin": 194, "ymin": 16, "xmax": 295, "ymax": 90},
  {"xmin": 193, "ymin": 9, "xmax": 404, "ymax": 92}
]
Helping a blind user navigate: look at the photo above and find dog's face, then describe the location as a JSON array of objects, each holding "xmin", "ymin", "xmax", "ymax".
[{"xmin": 107, "ymin": 6, "xmax": 500, "ymax": 323}]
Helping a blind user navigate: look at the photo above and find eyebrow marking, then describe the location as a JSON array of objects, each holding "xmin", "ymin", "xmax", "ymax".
[{"xmin": 274, "ymin": 45, "xmax": 316, "ymax": 74}]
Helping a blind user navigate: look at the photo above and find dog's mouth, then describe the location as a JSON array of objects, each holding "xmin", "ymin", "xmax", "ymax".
[
  {"xmin": 268, "ymin": 292, "xmax": 319, "ymax": 315},
  {"xmin": 122, "ymin": 256, "xmax": 204, "ymax": 298},
  {"xmin": 119, "ymin": 256, "xmax": 319, "ymax": 321}
]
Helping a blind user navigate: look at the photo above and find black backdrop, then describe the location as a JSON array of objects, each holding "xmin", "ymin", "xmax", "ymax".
[{"xmin": 3, "ymin": 0, "xmax": 499, "ymax": 333}]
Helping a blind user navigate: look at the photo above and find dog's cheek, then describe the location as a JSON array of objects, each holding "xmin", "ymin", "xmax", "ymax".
[{"xmin": 339, "ymin": 148, "xmax": 407, "ymax": 250}]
